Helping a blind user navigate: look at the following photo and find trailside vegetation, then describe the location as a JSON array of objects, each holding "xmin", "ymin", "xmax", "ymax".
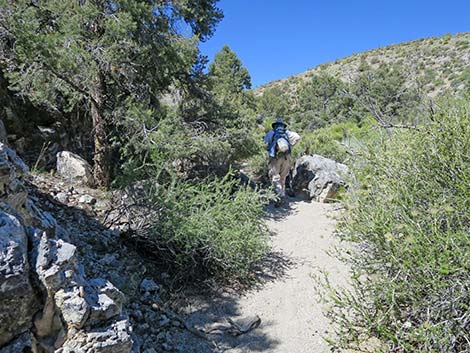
[
  {"xmin": 0, "ymin": 0, "xmax": 269, "ymax": 281},
  {"xmin": 0, "ymin": 0, "xmax": 223, "ymax": 186},
  {"xmin": 326, "ymin": 98, "xmax": 470, "ymax": 352},
  {"xmin": 148, "ymin": 172, "xmax": 268, "ymax": 279}
]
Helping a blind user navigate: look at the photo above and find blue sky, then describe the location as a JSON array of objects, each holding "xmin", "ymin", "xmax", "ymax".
[{"xmin": 200, "ymin": 0, "xmax": 470, "ymax": 87}]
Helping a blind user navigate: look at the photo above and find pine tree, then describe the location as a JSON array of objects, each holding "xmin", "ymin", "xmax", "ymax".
[
  {"xmin": 209, "ymin": 45, "xmax": 251, "ymax": 99},
  {"xmin": 207, "ymin": 45, "xmax": 255, "ymax": 128}
]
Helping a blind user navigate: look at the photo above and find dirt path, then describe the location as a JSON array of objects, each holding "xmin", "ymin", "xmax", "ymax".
[{"xmin": 175, "ymin": 200, "xmax": 350, "ymax": 353}]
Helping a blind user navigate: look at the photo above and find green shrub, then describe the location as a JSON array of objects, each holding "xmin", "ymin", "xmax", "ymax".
[
  {"xmin": 118, "ymin": 111, "xmax": 261, "ymax": 181},
  {"xmin": 370, "ymin": 57, "xmax": 380, "ymax": 64},
  {"xmin": 424, "ymin": 68, "xmax": 436, "ymax": 83},
  {"xmin": 293, "ymin": 120, "xmax": 376, "ymax": 163},
  {"xmin": 433, "ymin": 78, "xmax": 444, "ymax": 87},
  {"xmin": 328, "ymin": 98, "xmax": 470, "ymax": 352},
  {"xmin": 145, "ymin": 172, "xmax": 269, "ymax": 279}
]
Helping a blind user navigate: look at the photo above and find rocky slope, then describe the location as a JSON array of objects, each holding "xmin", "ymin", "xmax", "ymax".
[
  {"xmin": 256, "ymin": 32, "xmax": 470, "ymax": 97},
  {"xmin": 0, "ymin": 144, "xmax": 134, "ymax": 352},
  {"xmin": 0, "ymin": 146, "xmax": 199, "ymax": 353}
]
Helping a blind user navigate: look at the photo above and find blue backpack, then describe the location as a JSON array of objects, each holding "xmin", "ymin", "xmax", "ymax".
[{"xmin": 268, "ymin": 124, "xmax": 291, "ymax": 158}]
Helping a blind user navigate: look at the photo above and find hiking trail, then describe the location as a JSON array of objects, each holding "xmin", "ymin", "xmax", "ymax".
[{"xmin": 174, "ymin": 199, "xmax": 350, "ymax": 353}]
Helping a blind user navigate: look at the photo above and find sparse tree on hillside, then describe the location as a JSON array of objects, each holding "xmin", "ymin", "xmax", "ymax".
[
  {"xmin": 347, "ymin": 63, "xmax": 423, "ymax": 128},
  {"xmin": 257, "ymin": 86, "xmax": 290, "ymax": 119},
  {"xmin": 298, "ymin": 74, "xmax": 350, "ymax": 129}
]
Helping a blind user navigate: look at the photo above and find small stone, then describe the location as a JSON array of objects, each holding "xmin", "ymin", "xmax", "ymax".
[
  {"xmin": 78, "ymin": 194, "xmax": 96, "ymax": 205},
  {"xmin": 131, "ymin": 310, "xmax": 144, "ymax": 322},
  {"xmin": 140, "ymin": 278, "xmax": 159, "ymax": 294},
  {"xmin": 55, "ymin": 192, "xmax": 69, "ymax": 203},
  {"xmin": 158, "ymin": 315, "xmax": 170, "ymax": 327},
  {"xmin": 143, "ymin": 349, "xmax": 157, "ymax": 353},
  {"xmin": 139, "ymin": 323, "xmax": 150, "ymax": 331}
]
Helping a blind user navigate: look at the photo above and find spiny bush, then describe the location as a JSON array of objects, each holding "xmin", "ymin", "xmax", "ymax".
[
  {"xmin": 327, "ymin": 98, "xmax": 470, "ymax": 352},
  {"xmin": 144, "ymin": 172, "xmax": 269, "ymax": 280}
]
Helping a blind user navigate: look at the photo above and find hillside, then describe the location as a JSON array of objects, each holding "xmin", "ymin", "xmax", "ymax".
[{"xmin": 256, "ymin": 32, "xmax": 469, "ymax": 98}]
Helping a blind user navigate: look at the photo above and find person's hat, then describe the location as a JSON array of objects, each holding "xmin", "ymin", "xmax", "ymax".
[{"xmin": 272, "ymin": 119, "xmax": 287, "ymax": 128}]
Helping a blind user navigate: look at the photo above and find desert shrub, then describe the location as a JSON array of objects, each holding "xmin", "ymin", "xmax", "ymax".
[
  {"xmin": 370, "ymin": 57, "xmax": 380, "ymax": 65},
  {"xmin": 245, "ymin": 151, "xmax": 269, "ymax": 183},
  {"xmin": 139, "ymin": 172, "xmax": 269, "ymax": 280},
  {"xmin": 117, "ymin": 108, "xmax": 261, "ymax": 183},
  {"xmin": 433, "ymin": 78, "xmax": 445, "ymax": 87},
  {"xmin": 462, "ymin": 69, "xmax": 470, "ymax": 95},
  {"xmin": 293, "ymin": 119, "xmax": 375, "ymax": 163},
  {"xmin": 293, "ymin": 126, "xmax": 348, "ymax": 162},
  {"xmin": 328, "ymin": 98, "xmax": 470, "ymax": 352},
  {"xmin": 424, "ymin": 68, "xmax": 436, "ymax": 83},
  {"xmin": 442, "ymin": 33, "xmax": 452, "ymax": 43}
]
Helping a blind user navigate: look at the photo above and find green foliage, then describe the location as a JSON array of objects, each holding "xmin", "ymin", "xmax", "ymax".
[
  {"xmin": 351, "ymin": 63, "xmax": 422, "ymax": 125},
  {"xmin": 145, "ymin": 172, "xmax": 269, "ymax": 279},
  {"xmin": 1, "ymin": 0, "xmax": 216, "ymax": 109},
  {"xmin": 256, "ymin": 63, "xmax": 424, "ymax": 134},
  {"xmin": 461, "ymin": 67, "xmax": 470, "ymax": 94},
  {"xmin": 292, "ymin": 119, "xmax": 376, "ymax": 163},
  {"xmin": 296, "ymin": 74, "xmax": 352, "ymax": 129},
  {"xmin": 256, "ymin": 86, "xmax": 291, "ymax": 119},
  {"xmin": 328, "ymin": 99, "xmax": 470, "ymax": 352},
  {"xmin": 0, "ymin": 0, "xmax": 223, "ymax": 183},
  {"xmin": 206, "ymin": 45, "xmax": 256, "ymax": 132},
  {"xmin": 424, "ymin": 68, "xmax": 437, "ymax": 83},
  {"xmin": 209, "ymin": 45, "xmax": 251, "ymax": 96}
]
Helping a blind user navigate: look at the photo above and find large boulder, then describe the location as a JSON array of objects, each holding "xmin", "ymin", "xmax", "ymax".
[
  {"xmin": 0, "ymin": 211, "xmax": 39, "ymax": 347},
  {"xmin": 292, "ymin": 154, "xmax": 348, "ymax": 202},
  {"xmin": 0, "ymin": 144, "xmax": 38, "ymax": 347},
  {"xmin": 0, "ymin": 143, "xmax": 29, "ymax": 194},
  {"xmin": 31, "ymin": 234, "xmax": 133, "ymax": 352},
  {"xmin": 56, "ymin": 151, "xmax": 95, "ymax": 186}
]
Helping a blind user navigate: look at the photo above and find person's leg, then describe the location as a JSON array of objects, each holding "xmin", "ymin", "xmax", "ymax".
[
  {"xmin": 268, "ymin": 158, "xmax": 283, "ymax": 197},
  {"xmin": 279, "ymin": 155, "xmax": 292, "ymax": 197}
]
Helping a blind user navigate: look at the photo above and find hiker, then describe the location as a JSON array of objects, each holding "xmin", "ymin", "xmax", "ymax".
[{"xmin": 263, "ymin": 119, "xmax": 300, "ymax": 201}]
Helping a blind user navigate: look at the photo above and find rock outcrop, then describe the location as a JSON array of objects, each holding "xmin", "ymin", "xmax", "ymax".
[
  {"xmin": 0, "ymin": 143, "xmax": 132, "ymax": 352},
  {"xmin": 0, "ymin": 210, "xmax": 39, "ymax": 347},
  {"xmin": 0, "ymin": 144, "xmax": 39, "ymax": 347},
  {"xmin": 56, "ymin": 151, "xmax": 95, "ymax": 187},
  {"xmin": 0, "ymin": 120, "xmax": 7, "ymax": 144},
  {"xmin": 292, "ymin": 154, "xmax": 348, "ymax": 202}
]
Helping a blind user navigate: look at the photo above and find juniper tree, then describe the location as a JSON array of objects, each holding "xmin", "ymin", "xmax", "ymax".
[{"xmin": 0, "ymin": 0, "xmax": 222, "ymax": 186}]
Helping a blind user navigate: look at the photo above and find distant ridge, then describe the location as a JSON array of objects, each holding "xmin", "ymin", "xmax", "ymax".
[{"xmin": 255, "ymin": 32, "xmax": 470, "ymax": 97}]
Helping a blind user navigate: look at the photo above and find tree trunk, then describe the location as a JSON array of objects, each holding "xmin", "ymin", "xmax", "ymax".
[{"xmin": 90, "ymin": 94, "xmax": 111, "ymax": 187}]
